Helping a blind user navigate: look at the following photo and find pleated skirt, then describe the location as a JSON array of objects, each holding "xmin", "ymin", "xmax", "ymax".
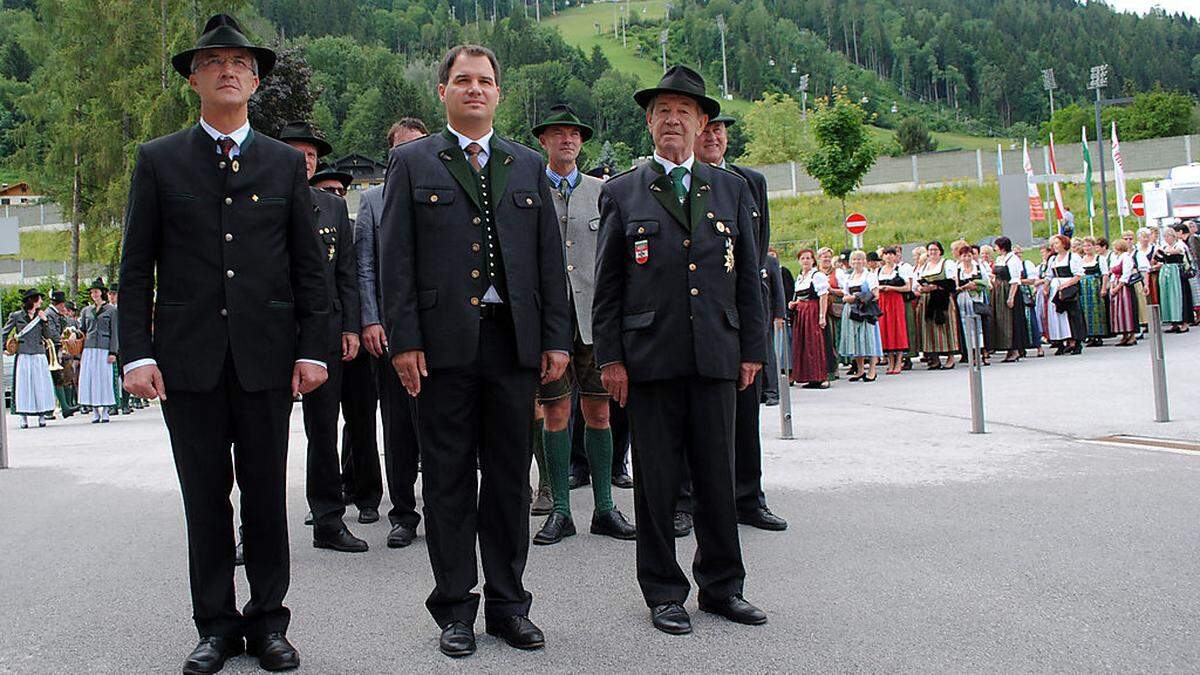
[
  {"xmin": 878, "ymin": 291, "xmax": 909, "ymax": 353},
  {"xmin": 916, "ymin": 294, "xmax": 960, "ymax": 355},
  {"xmin": 1158, "ymin": 263, "xmax": 1184, "ymax": 323},
  {"xmin": 1079, "ymin": 274, "xmax": 1109, "ymax": 337},
  {"xmin": 838, "ymin": 304, "xmax": 883, "ymax": 358},
  {"xmin": 1045, "ymin": 281, "xmax": 1073, "ymax": 341},
  {"xmin": 790, "ymin": 299, "xmax": 828, "ymax": 383},
  {"xmin": 990, "ymin": 280, "xmax": 1029, "ymax": 351},
  {"xmin": 1109, "ymin": 284, "xmax": 1138, "ymax": 334},
  {"xmin": 14, "ymin": 353, "xmax": 55, "ymax": 414},
  {"xmin": 78, "ymin": 347, "xmax": 116, "ymax": 407}
]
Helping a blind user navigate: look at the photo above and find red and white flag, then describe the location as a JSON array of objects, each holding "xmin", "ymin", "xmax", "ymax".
[
  {"xmin": 1048, "ymin": 132, "xmax": 1065, "ymax": 221},
  {"xmin": 1023, "ymin": 139, "xmax": 1045, "ymax": 222},
  {"xmin": 1111, "ymin": 121, "xmax": 1130, "ymax": 217}
]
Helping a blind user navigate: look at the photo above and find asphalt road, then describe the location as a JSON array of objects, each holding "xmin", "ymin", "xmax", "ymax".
[{"xmin": 0, "ymin": 331, "xmax": 1197, "ymax": 673}]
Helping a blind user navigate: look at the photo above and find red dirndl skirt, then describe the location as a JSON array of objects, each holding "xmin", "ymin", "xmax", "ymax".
[
  {"xmin": 878, "ymin": 290, "xmax": 909, "ymax": 353},
  {"xmin": 791, "ymin": 299, "xmax": 828, "ymax": 383}
]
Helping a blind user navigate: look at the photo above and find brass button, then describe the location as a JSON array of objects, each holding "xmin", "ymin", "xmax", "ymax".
[
  {"xmin": 224, "ymin": 197, "xmax": 233, "ymax": 205},
  {"xmin": 567, "ymin": 264, "xmax": 575, "ymax": 272},
  {"xmin": 565, "ymin": 240, "xmax": 573, "ymax": 247},
  {"xmin": 706, "ymin": 211, "xmax": 714, "ymax": 219},
  {"xmin": 683, "ymin": 239, "xmax": 691, "ymax": 248},
  {"xmin": 690, "ymin": 288, "xmax": 699, "ymax": 296},
  {"xmin": 470, "ymin": 297, "xmax": 480, "ymax": 306},
  {"xmin": 525, "ymin": 197, "xmax": 534, "ymax": 206},
  {"xmin": 226, "ymin": 270, "xmax": 235, "ymax": 278},
  {"xmin": 429, "ymin": 194, "xmax": 439, "ymax": 203},
  {"xmin": 470, "ymin": 270, "xmax": 481, "ymax": 279},
  {"xmin": 251, "ymin": 194, "xmax": 258, "ymax": 202},
  {"xmin": 224, "ymin": 233, "xmax": 233, "ymax": 242},
  {"xmin": 752, "ymin": 211, "xmax": 759, "ymax": 218},
  {"xmin": 219, "ymin": 308, "xmax": 228, "ymax": 317},
  {"xmin": 637, "ymin": 226, "xmax": 645, "ymax": 234},
  {"xmin": 219, "ymin": 161, "xmax": 227, "ymax": 169},
  {"xmin": 716, "ymin": 222, "xmax": 726, "ymax": 232},
  {"xmin": 471, "ymin": 243, "xmax": 481, "ymax": 252},
  {"xmin": 472, "ymin": 216, "xmax": 481, "ymax": 225},
  {"xmin": 561, "ymin": 216, "xmax": 568, "ymax": 224},
  {"xmin": 689, "ymin": 263, "xmax": 697, "ymax": 271}
]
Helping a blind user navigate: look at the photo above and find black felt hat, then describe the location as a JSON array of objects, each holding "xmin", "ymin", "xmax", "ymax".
[
  {"xmin": 20, "ymin": 288, "xmax": 42, "ymax": 302},
  {"xmin": 88, "ymin": 277, "xmax": 107, "ymax": 293},
  {"xmin": 278, "ymin": 121, "xmax": 333, "ymax": 158},
  {"xmin": 532, "ymin": 104, "xmax": 594, "ymax": 142},
  {"xmin": 172, "ymin": 14, "xmax": 276, "ymax": 79},
  {"xmin": 634, "ymin": 65, "xmax": 720, "ymax": 118},
  {"xmin": 709, "ymin": 113, "xmax": 737, "ymax": 127},
  {"xmin": 310, "ymin": 163, "xmax": 353, "ymax": 190},
  {"xmin": 50, "ymin": 290, "xmax": 66, "ymax": 304}
]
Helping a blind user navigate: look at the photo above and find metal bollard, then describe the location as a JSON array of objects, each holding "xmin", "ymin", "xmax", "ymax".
[
  {"xmin": 775, "ymin": 323, "xmax": 794, "ymax": 440},
  {"xmin": 1147, "ymin": 305, "xmax": 1170, "ymax": 422},
  {"xmin": 964, "ymin": 313, "xmax": 986, "ymax": 434}
]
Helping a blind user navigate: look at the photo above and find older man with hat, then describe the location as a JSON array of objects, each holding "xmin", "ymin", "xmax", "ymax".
[
  {"xmin": 310, "ymin": 163, "xmax": 353, "ymax": 197},
  {"xmin": 530, "ymin": 103, "xmax": 637, "ymax": 546},
  {"xmin": 679, "ymin": 112, "xmax": 789, "ymax": 533},
  {"xmin": 119, "ymin": 14, "xmax": 328, "ymax": 674},
  {"xmin": 278, "ymin": 120, "xmax": 366, "ymax": 554},
  {"xmin": 592, "ymin": 65, "xmax": 769, "ymax": 636}
]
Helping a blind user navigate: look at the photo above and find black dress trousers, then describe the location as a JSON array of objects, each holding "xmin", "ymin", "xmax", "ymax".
[
  {"xmin": 161, "ymin": 355, "xmax": 294, "ymax": 639},
  {"xmin": 375, "ymin": 349, "xmax": 421, "ymax": 529},
  {"xmin": 302, "ymin": 354, "xmax": 347, "ymax": 529},
  {"xmin": 627, "ymin": 376, "xmax": 745, "ymax": 607},
  {"xmin": 677, "ymin": 373, "xmax": 765, "ymax": 516},
  {"xmin": 417, "ymin": 311, "xmax": 536, "ymax": 626},
  {"xmin": 338, "ymin": 348, "xmax": 382, "ymax": 510}
]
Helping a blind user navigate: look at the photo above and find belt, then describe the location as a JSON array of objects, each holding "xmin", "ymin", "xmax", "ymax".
[{"xmin": 479, "ymin": 302, "xmax": 509, "ymax": 320}]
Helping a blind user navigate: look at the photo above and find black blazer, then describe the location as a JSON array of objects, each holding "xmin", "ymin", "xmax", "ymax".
[
  {"xmin": 119, "ymin": 125, "xmax": 330, "ymax": 392},
  {"xmin": 311, "ymin": 187, "xmax": 360, "ymax": 353},
  {"xmin": 378, "ymin": 130, "xmax": 571, "ymax": 370},
  {"xmin": 593, "ymin": 161, "xmax": 766, "ymax": 383}
]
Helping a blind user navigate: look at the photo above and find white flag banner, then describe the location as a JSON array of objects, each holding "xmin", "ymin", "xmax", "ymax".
[{"xmin": 1112, "ymin": 121, "xmax": 1130, "ymax": 217}]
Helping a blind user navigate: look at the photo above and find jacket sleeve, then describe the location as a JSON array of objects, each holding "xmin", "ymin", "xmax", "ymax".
[
  {"xmin": 535, "ymin": 158, "xmax": 571, "ymax": 353},
  {"xmin": 734, "ymin": 183, "xmax": 767, "ymax": 364},
  {"xmin": 117, "ymin": 145, "xmax": 161, "ymax": 369},
  {"xmin": 109, "ymin": 310, "xmax": 119, "ymax": 356},
  {"xmin": 768, "ymin": 256, "xmax": 786, "ymax": 319},
  {"xmin": 591, "ymin": 184, "xmax": 626, "ymax": 368},
  {"xmin": 355, "ymin": 191, "xmax": 381, "ymax": 327},
  {"xmin": 379, "ymin": 147, "xmax": 422, "ymax": 354},
  {"xmin": 287, "ymin": 154, "xmax": 331, "ymax": 362},
  {"xmin": 335, "ymin": 199, "xmax": 360, "ymax": 335},
  {"xmin": 1, "ymin": 311, "xmax": 17, "ymax": 337},
  {"xmin": 753, "ymin": 171, "xmax": 770, "ymax": 273}
]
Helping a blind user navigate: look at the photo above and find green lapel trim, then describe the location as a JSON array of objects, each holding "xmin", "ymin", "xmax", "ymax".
[
  {"xmin": 489, "ymin": 137, "xmax": 514, "ymax": 207},
  {"xmin": 241, "ymin": 128, "xmax": 255, "ymax": 152},
  {"xmin": 649, "ymin": 171, "xmax": 689, "ymax": 230},
  {"xmin": 437, "ymin": 129, "xmax": 482, "ymax": 212},
  {"xmin": 688, "ymin": 165, "xmax": 711, "ymax": 233}
]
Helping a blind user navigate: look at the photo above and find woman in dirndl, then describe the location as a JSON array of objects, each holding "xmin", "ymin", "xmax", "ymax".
[
  {"xmin": 914, "ymin": 241, "xmax": 959, "ymax": 369},
  {"xmin": 2, "ymin": 289, "xmax": 58, "ymax": 428},
  {"xmin": 838, "ymin": 250, "xmax": 883, "ymax": 381},
  {"xmin": 1133, "ymin": 228, "xmax": 1157, "ymax": 329},
  {"xmin": 788, "ymin": 249, "xmax": 830, "ymax": 389},
  {"xmin": 1155, "ymin": 226, "xmax": 1191, "ymax": 333},
  {"xmin": 1107, "ymin": 238, "xmax": 1139, "ymax": 345},
  {"xmin": 817, "ymin": 247, "xmax": 842, "ymax": 382},
  {"xmin": 875, "ymin": 246, "xmax": 910, "ymax": 375},
  {"xmin": 904, "ymin": 246, "xmax": 925, "ymax": 369},
  {"xmin": 1079, "ymin": 238, "xmax": 1110, "ymax": 346},
  {"xmin": 953, "ymin": 243, "xmax": 993, "ymax": 365},
  {"xmin": 991, "ymin": 237, "xmax": 1028, "ymax": 362},
  {"xmin": 78, "ymin": 277, "xmax": 118, "ymax": 423},
  {"xmin": 1045, "ymin": 234, "xmax": 1087, "ymax": 355}
]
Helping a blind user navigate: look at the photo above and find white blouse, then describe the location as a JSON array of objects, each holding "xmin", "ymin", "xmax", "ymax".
[
  {"xmin": 995, "ymin": 252, "xmax": 1024, "ymax": 281},
  {"xmin": 843, "ymin": 269, "xmax": 879, "ymax": 292},
  {"xmin": 917, "ymin": 259, "xmax": 957, "ymax": 280},
  {"xmin": 1048, "ymin": 252, "xmax": 1084, "ymax": 277},
  {"xmin": 794, "ymin": 270, "xmax": 830, "ymax": 296}
]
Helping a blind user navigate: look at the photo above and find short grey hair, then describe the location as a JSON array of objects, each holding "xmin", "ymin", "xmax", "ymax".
[{"xmin": 191, "ymin": 48, "xmax": 259, "ymax": 76}]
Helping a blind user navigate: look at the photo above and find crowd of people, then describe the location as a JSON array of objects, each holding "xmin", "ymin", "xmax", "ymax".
[{"xmin": 783, "ymin": 222, "xmax": 1200, "ymax": 387}]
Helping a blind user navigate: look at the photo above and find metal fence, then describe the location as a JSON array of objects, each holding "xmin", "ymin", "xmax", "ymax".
[{"xmin": 0, "ymin": 259, "xmax": 106, "ymax": 284}]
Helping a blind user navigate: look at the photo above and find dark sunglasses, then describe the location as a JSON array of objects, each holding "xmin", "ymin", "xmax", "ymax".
[{"xmin": 321, "ymin": 186, "xmax": 347, "ymax": 197}]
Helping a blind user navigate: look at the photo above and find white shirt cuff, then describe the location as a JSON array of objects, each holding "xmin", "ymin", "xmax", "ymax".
[
  {"xmin": 123, "ymin": 358, "xmax": 157, "ymax": 375},
  {"xmin": 296, "ymin": 359, "xmax": 327, "ymax": 369}
]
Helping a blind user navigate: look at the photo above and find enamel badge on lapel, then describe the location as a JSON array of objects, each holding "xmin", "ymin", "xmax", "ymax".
[
  {"xmin": 439, "ymin": 151, "xmax": 453, "ymax": 161},
  {"xmin": 634, "ymin": 239, "xmax": 649, "ymax": 265},
  {"xmin": 320, "ymin": 226, "xmax": 336, "ymax": 262},
  {"xmin": 724, "ymin": 239, "xmax": 735, "ymax": 273},
  {"xmin": 231, "ymin": 160, "xmax": 240, "ymax": 173},
  {"xmin": 503, "ymin": 156, "xmax": 513, "ymax": 165}
]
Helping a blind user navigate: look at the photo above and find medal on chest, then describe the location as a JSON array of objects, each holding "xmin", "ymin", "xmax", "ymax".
[
  {"xmin": 319, "ymin": 226, "xmax": 337, "ymax": 262},
  {"xmin": 634, "ymin": 239, "xmax": 649, "ymax": 265},
  {"xmin": 724, "ymin": 238, "xmax": 735, "ymax": 273}
]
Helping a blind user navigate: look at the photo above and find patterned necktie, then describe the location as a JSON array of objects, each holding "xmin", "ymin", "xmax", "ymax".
[
  {"xmin": 558, "ymin": 175, "xmax": 572, "ymax": 201},
  {"xmin": 217, "ymin": 136, "xmax": 236, "ymax": 159},
  {"xmin": 668, "ymin": 166, "xmax": 689, "ymax": 204},
  {"xmin": 465, "ymin": 142, "xmax": 484, "ymax": 173}
]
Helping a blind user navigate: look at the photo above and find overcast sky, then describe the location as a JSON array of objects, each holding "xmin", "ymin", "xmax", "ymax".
[{"xmin": 1101, "ymin": 0, "xmax": 1200, "ymax": 18}]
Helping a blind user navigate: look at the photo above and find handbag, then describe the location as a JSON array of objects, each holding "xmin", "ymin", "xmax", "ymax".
[
  {"xmin": 972, "ymin": 301, "xmax": 993, "ymax": 317},
  {"xmin": 3, "ymin": 330, "xmax": 16, "ymax": 356}
]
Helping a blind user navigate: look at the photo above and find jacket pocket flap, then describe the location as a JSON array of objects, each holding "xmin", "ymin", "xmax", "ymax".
[
  {"xmin": 513, "ymin": 191, "xmax": 542, "ymax": 208},
  {"xmin": 163, "ymin": 192, "xmax": 196, "ymax": 202},
  {"xmin": 624, "ymin": 220, "xmax": 659, "ymax": 237},
  {"xmin": 724, "ymin": 309, "xmax": 740, "ymax": 329},
  {"xmin": 417, "ymin": 289, "xmax": 438, "ymax": 310},
  {"xmin": 622, "ymin": 310, "xmax": 655, "ymax": 330},
  {"xmin": 414, "ymin": 187, "xmax": 455, "ymax": 206},
  {"xmin": 257, "ymin": 197, "xmax": 287, "ymax": 206}
]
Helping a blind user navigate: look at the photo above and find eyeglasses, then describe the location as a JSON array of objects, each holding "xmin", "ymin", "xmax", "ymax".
[
  {"xmin": 321, "ymin": 186, "xmax": 347, "ymax": 197},
  {"xmin": 194, "ymin": 56, "xmax": 255, "ymax": 73}
]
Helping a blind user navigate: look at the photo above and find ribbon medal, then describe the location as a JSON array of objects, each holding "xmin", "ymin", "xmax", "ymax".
[
  {"xmin": 724, "ymin": 238, "xmax": 735, "ymax": 273},
  {"xmin": 634, "ymin": 239, "xmax": 649, "ymax": 265}
]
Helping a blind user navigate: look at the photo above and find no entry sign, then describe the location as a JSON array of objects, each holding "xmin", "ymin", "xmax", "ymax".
[
  {"xmin": 1130, "ymin": 193, "xmax": 1145, "ymax": 218},
  {"xmin": 845, "ymin": 212, "xmax": 868, "ymax": 236}
]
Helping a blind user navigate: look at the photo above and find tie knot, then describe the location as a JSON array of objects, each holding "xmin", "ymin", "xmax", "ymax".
[
  {"xmin": 217, "ymin": 136, "xmax": 236, "ymax": 158},
  {"xmin": 668, "ymin": 166, "xmax": 689, "ymax": 181},
  {"xmin": 465, "ymin": 142, "xmax": 483, "ymax": 157}
]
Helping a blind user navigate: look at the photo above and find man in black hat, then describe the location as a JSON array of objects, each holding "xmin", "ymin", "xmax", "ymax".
[
  {"xmin": 354, "ymin": 119, "xmax": 427, "ymax": 550},
  {"xmin": 683, "ymin": 113, "xmax": 789, "ymax": 532},
  {"xmin": 119, "ymin": 14, "xmax": 327, "ymax": 674},
  {"xmin": 79, "ymin": 277, "xmax": 118, "ymax": 423},
  {"xmin": 310, "ymin": 163, "xmax": 352, "ymax": 196},
  {"xmin": 279, "ymin": 120, "xmax": 367, "ymax": 554},
  {"xmin": 44, "ymin": 290, "xmax": 77, "ymax": 418},
  {"xmin": 379, "ymin": 44, "xmax": 571, "ymax": 657},
  {"xmin": 592, "ymin": 64, "xmax": 769, "ymax": 636}
]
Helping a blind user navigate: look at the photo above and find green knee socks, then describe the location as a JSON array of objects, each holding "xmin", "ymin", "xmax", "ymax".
[
  {"xmin": 531, "ymin": 419, "xmax": 548, "ymax": 490},
  {"xmin": 543, "ymin": 428, "xmax": 572, "ymax": 516},
  {"xmin": 584, "ymin": 426, "xmax": 615, "ymax": 515}
]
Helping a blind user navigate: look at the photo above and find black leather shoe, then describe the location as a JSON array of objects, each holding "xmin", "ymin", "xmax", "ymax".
[
  {"xmin": 763, "ymin": 394, "xmax": 780, "ymax": 406},
  {"xmin": 439, "ymin": 621, "xmax": 476, "ymax": 657},
  {"xmin": 182, "ymin": 636, "xmax": 243, "ymax": 674},
  {"xmin": 568, "ymin": 473, "xmax": 590, "ymax": 490},
  {"xmin": 533, "ymin": 512, "xmax": 576, "ymax": 545},
  {"xmin": 737, "ymin": 506, "xmax": 788, "ymax": 531},
  {"xmin": 610, "ymin": 473, "xmax": 634, "ymax": 489},
  {"xmin": 590, "ymin": 508, "xmax": 636, "ymax": 540},
  {"xmin": 530, "ymin": 486, "xmax": 554, "ymax": 516},
  {"xmin": 313, "ymin": 524, "xmax": 368, "ymax": 553},
  {"xmin": 357, "ymin": 507, "xmax": 380, "ymax": 524},
  {"xmin": 387, "ymin": 523, "xmax": 416, "ymax": 548},
  {"xmin": 246, "ymin": 633, "xmax": 299, "ymax": 671},
  {"xmin": 698, "ymin": 594, "xmax": 768, "ymax": 625},
  {"xmin": 303, "ymin": 511, "xmax": 313, "ymax": 526},
  {"xmin": 485, "ymin": 615, "xmax": 545, "ymax": 650},
  {"xmin": 673, "ymin": 512, "xmax": 693, "ymax": 538},
  {"xmin": 650, "ymin": 602, "xmax": 692, "ymax": 635}
]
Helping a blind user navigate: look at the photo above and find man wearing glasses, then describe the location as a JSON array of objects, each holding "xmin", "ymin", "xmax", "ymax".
[{"xmin": 310, "ymin": 164, "xmax": 352, "ymax": 197}]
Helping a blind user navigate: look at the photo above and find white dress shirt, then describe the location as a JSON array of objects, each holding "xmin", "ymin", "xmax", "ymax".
[{"xmin": 652, "ymin": 153, "xmax": 695, "ymax": 191}]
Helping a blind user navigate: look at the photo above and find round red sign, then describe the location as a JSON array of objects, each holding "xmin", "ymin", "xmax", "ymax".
[{"xmin": 845, "ymin": 212, "xmax": 868, "ymax": 236}]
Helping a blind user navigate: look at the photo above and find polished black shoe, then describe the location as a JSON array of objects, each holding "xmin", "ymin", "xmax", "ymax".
[
  {"xmin": 313, "ymin": 523, "xmax": 368, "ymax": 553},
  {"xmin": 590, "ymin": 508, "xmax": 636, "ymax": 540},
  {"xmin": 182, "ymin": 636, "xmax": 243, "ymax": 674},
  {"xmin": 650, "ymin": 602, "xmax": 692, "ymax": 635},
  {"xmin": 533, "ymin": 512, "xmax": 576, "ymax": 545},
  {"xmin": 439, "ymin": 621, "xmax": 476, "ymax": 657},
  {"xmin": 673, "ymin": 511, "xmax": 693, "ymax": 538},
  {"xmin": 698, "ymin": 594, "xmax": 768, "ymax": 625},
  {"xmin": 387, "ymin": 523, "xmax": 416, "ymax": 548},
  {"xmin": 738, "ymin": 506, "xmax": 788, "ymax": 531},
  {"xmin": 246, "ymin": 633, "xmax": 299, "ymax": 671},
  {"xmin": 610, "ymin": 473, "xmax": 634, "ymax": 489},
  {"xmin": 357, "ymin": 506, "xmax": 380, "ymax": 524},
  {"xmin": 485, "ymin": 615, "xmax": 545, "ymax": 650},
  {"xmin": 303, "ymin": 511, "xmax": 313, "ymax": 526},
  {"xmin": 568, "ymin": 473, "xmax": 590, "ymax": 490}
]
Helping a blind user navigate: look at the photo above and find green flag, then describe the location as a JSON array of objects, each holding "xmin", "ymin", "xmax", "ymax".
[{"xmin": 1082, "ymin": 125, "xmax": 1095, "ymax": 219}]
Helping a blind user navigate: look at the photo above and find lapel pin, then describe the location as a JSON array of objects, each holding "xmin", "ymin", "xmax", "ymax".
[
  {"xmin": 700, "ymin": 184, "xmax": 710, "ymax": 191},
  {"xmin": 251, "ymin": 194, "xmax": 259, "ymax": 202},
  {"xmin": 503, "ymin": 156, "xmax": 513, "ymax": 165},
  {"xmin": 430, "ymin": 194, "xmax": 439, "ymax": 203},
  {"xmin": 231, "ymin": 160, "xmax": 239, "ymax": 173},
  {"xmin": 650, "ymin": 184, "xmax": 662, "ymax": 192},
  {"xmin": 439, "ymin": 151, "xmax": 452, "ymax": 161}
]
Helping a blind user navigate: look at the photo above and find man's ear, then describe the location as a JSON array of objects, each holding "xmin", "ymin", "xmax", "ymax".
[{"xmin": 437, "ymin": 83, "xmax": 446, "ymax": 103}]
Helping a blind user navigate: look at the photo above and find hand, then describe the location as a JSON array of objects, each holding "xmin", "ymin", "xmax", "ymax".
[
  {"xmin": 541, "ymin": 351, "xmax": 569, "ymax": 385},
  {"xmin": 1007, "ymin": 298, "xmax": 1015, "ymax": 309},
  {"xmin": 392, "ymin": 349, "xmax": 427, "ymax": 397},
  {"xmin": 819, "ymin": 317, "xmax": 827, "ymax": 328},
  {"xmin": 107, "ymin": 354, "xmax": 117, "ymax": 364},
  {"xmin": 36, "ymin": 310, "xmax": 46, "ymax": 320},
  {"xmin": 124, "ymin": 363, "xmax": 167, "ymax": 400},
  {"xmin": 600, "ymin": 362, "xmax": 629, "ymax": 407},
  {"xmin": 738, "ymin": 362, "xmax": 762, "ymax": 391},
  {"xmin": 773, "ymin": 318, "xmax": 785, "ymax": 329},
  {"xmin": 787, "ymin": 300, "xmax": 799, "ymax": 310},
  {"xmin": 341, "ymin": 333, "xmax": 360, "ymax": 362},
  {"xmin": 362, "ymin": 323, "xmax": 387, "ymax": 358},
  {"xmin": 291, "ymin": 361, "xmax": 328, "ymax": 397}
]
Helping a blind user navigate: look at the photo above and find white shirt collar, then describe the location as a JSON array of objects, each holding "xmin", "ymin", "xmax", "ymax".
[
  {"xmin": 653, "ymin": 153, "xmax": 694, "ymax": 175},
  {"xmin": 446, "ymin": 124, "xmax": 494, "ymax": 155},
  {"xmin": 199, "ymin": 118, "xmax": 250, "ymax": 149}
]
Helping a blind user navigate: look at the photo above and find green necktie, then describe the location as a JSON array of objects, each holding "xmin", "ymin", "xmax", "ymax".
[{"xmin": 668, "ymin": 166, "xmax": 689, "ymax": 205}]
